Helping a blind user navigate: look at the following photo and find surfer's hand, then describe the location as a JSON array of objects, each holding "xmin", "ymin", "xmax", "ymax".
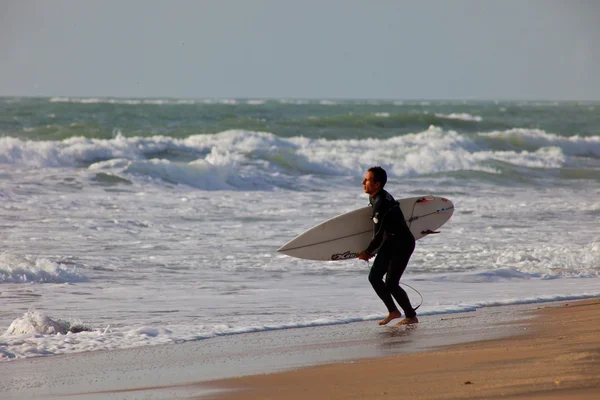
[{"xmin": 357, "ymin": 251, "xmax": 371, "ymax": 261}]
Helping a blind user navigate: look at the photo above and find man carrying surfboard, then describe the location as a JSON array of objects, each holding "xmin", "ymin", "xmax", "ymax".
[{"xmin": 358, "ymin": 166, "xmax": 418, "ymax": 325}]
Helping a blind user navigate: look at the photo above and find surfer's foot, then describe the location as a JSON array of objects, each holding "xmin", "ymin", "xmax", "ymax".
[
  {"xmin": 378, "ymin": 311, "xmax": 402, "ymax": 325},
  {"xmin": 397, "ymin": 317, "xmax": 419, "ymax": 325}
]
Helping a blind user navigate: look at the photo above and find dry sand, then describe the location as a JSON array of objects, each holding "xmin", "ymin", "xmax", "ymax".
[{"xmin": 206, "ymin": 299, "xmax": 600, "ymax": 400}]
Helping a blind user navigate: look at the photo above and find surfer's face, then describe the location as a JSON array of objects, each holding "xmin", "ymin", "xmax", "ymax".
[{"xmin": 362, "ymin": 171, "xmax": 381, "ymax": 196}]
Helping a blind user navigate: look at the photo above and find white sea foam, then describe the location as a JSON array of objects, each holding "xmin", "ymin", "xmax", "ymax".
[
  {"xmin": 475, "ymin": 146, "xmax": 566, "ymax": 169},
  {"xmin": 5, "ymin": 311, "xmax": 72, "ymax": 335},
  {"xmin": 1, "ymin": 180, "xmax": 599, "ymax": 360},
  {"xmin": 48, "ymin": 97, "xmax": 197, "ymax": 105},
  {"xmin": 217, "ymin": 99, "xmax": 238, "ymax": 105},
  {"xmin": 49, "ymin": 97, "xmax": 143, "ymax": 105},
  {"xmin": 2, "ymin": 279, "xmax": 599, "ymax": 360},
  {"xmin": 435, "ymin": 113, "xmax": 483, "ymax": 122},
  {"xmin": 493, "ymin": 242, "xmax": 600, "ymax": 278},
  {"xmin": 2, "ymin": 127, "xmax": 597, "ymax": 189},
  {"xmin": 123, "ymin": 158, "xmax": 237, "ymax": 190},
  {"xmin": 279, "ymin": 99, "xmax": 311, "ymax": 105},
  {"xmin": 0, "ymin": 253, "xmax": 86, "ymax": 283},
  {"xmin": 481, "ymin": 128, "xmax": 600, "ymax": 157},
  {"xmin": 246, "ymin": 99, "xmax": 266, "ymax": 105}
]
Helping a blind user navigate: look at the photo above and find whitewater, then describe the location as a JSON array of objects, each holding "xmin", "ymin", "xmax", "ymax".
[{"xmin": 1, "ymin": 97, "xmax": 599, "ymax": 360}]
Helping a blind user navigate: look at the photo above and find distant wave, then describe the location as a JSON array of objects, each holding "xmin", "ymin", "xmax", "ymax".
[
  {"xmin": 49, "ymin": 97, "xmax": 275, "ymax": 106},
  {"xmin": 480, "ymin": 128, "xmax": 600, "ymax": 158},
  {"xmin": 49, "ymin": 97, "xmax": 197, "ymax": 105},
  {"xmin": 295, "ymin": 112, "xmax": 489, "ymax": 132},
  {"xmin": 6, "ymin": 98, "xmax": 594, "ymax": 141},
  {"xmin": 435, "ymin": 112, "xmax": 483, "ymax": 122}
]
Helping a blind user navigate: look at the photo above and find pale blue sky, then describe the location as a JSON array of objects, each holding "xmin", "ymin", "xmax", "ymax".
[{"xmin": 2, "ymin": 0, "xmax": 599, "ymax": 100}]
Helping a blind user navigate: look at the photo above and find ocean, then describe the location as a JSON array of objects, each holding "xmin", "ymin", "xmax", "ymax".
[{"xmin": 1, "ymin": 97, "xmax": 599, "ymax": 360}]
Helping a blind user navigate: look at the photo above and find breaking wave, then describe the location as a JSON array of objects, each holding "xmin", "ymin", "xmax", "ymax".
[
  {"xmin": 0, "ymin": 253, "xmax": 87, "ymax": 284},
  {"xmin": 1, "ymin": 127, "xmax": 599, "ymax": 189}
]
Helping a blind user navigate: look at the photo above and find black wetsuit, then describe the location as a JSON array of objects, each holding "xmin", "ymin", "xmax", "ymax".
[{"xmin": 366, "ymin": 189, "xmax": 416, "ymax": 318}]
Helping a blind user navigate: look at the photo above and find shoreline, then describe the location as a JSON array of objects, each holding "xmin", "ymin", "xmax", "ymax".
[
  {"xmin": 203, "ymin": 298, "xmax": 600, "ymax": 399},
  {"xmin": 1, "ymin": 299, "xmax": 599, "ymax": 399}
]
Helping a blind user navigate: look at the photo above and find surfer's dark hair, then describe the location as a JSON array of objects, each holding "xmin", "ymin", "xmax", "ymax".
[{"xmin": 368, "ymin": 166, "xmax": 387, "ymax": 188}]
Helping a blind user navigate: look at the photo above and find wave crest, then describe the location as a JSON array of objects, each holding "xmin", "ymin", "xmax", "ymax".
[
  {"xmin": 0, "ymin": 253, "xmax": 87, "ymax": 284},
  {"xmin": 2, "ymin": 128, "xmax": 599, "ymax": 189}
]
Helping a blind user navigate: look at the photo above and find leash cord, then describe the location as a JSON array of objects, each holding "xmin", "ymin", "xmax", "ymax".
[{"xmin": 366, "ymin": 260, "xmax": 423, "ymax": 311}]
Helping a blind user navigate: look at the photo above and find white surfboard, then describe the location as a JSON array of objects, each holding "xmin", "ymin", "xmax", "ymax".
[{"xmin": 278, "ymin": 195, "xmax": 454, "ymax": 261}]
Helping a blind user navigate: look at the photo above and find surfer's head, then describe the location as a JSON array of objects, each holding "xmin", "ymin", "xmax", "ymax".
[{"xmin": 363, "ymin": 166, "xmax": 386, "ymax": 196}]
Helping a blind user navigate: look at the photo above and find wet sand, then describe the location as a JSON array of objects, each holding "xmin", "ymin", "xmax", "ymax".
[
  {"xmin": 205, "ymin": 299, "xmax": 600, "ymax": 400},
  {"xmin": 1, "ymin": 299, "xmax": 598, "ymax": 399}
]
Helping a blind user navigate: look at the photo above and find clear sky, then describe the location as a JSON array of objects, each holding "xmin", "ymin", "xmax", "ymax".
[{"xmin": 2, "ymin": 0, "xmax": 599, "ymax": 100}]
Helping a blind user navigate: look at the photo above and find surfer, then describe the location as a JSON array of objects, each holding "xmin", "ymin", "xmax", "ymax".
[{"xmin": 358, "ymin": 166, "xmax": 418, "ymax": 326}]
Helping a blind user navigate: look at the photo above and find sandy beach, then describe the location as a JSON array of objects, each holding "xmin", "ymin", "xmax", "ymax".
[
  {"xmin": 1, "ymin": 299, "xmax": 598, "ymax": 399},
  {"xmin": 206, "ymin": 299, "xmax": 600, "ymax": 400}
]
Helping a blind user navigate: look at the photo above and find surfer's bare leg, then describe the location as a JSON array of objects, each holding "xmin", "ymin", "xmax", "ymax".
[{"xmin": 379, "ymin": 310, "xmax": 402, "ymax": 325}]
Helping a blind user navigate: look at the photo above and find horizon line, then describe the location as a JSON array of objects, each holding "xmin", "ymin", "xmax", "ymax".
[{"xmin": 1, "ymin": 95, "xmax": 599, "ymax": 103}]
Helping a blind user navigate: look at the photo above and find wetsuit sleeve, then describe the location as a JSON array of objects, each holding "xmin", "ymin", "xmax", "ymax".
[{"xmin": 365, "ymin": 201, "xmax": 386, "ymax": 255}]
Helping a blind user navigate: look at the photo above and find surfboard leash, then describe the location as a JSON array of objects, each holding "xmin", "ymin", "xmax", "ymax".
[
  {"xmin": 400, "ymin": 281, "xmax": 423, "ymax": 311},
  {"xmin": 365, "ymin": 260, "xmax": 424, "ymax": 311}
]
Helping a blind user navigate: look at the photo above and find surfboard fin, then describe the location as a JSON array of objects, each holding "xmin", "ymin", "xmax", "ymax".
[{"xmin": 421, "ymin": 229, "xmax": 440, "ymax": 235}]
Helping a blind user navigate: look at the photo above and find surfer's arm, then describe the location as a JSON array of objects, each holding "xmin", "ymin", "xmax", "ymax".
[
  {"xmin": 364, "ymin": 203, "xmax": 386, "ymax": 255},
  {"xmin": 364, "ymin": 226, "xmax": 384, "ymax": 256}
]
